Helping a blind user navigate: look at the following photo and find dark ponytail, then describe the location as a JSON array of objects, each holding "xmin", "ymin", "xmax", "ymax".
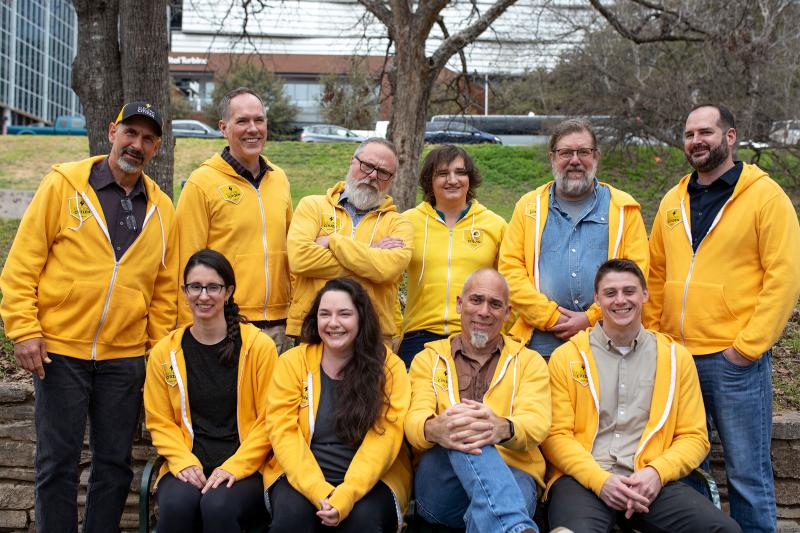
[{"xmin": 183, "ymin": 248, "xmax": 247, "ymax": 367}]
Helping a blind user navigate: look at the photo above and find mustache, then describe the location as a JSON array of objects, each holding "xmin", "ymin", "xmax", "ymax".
[{"xmin": 121, "ymin": 147, "xmax": 145, "ymax": 159}]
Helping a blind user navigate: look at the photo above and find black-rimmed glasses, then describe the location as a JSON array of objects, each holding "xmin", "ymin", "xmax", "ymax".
[
  {"xmin": 120, "ymin": 197, "xmax": 137, "ymax": 232},
  {"xmin": 354, "ymin": 156, "xmax": 394, "ymax": 181},
  {"xmin": 552, "ymin": 148, "xmax": 597, "ymax": 161},
  {"xmin": 184, "ymin": 283, "xmax": 226, "ymax": 296}
]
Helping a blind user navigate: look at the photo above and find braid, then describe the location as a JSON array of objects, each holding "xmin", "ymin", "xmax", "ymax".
[{"xmin": 219, "ymin": 296, "xmax": 245, "ymax": 366}]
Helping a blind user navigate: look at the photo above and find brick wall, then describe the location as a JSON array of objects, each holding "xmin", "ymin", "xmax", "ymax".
[{"xmin": 1, "ymin": 382, "xmax": 799, "ymax": 532}]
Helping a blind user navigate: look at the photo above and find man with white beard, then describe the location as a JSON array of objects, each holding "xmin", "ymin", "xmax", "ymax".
[
  {"xmin": 405, "ymin": 269, "xmax": 550, "ymax": 533},
  {"xmin": 499, "ymin": 119, "xmax": 649, "ymax": 358},
  {"xmin": 286, "ymin": 138, "xmax": 413, "ymax": 340}
]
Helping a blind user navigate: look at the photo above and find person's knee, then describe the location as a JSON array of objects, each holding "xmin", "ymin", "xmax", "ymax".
[
  {"xmin": 199, "ymin": 486, "xmax": 240, "ymax": 521},
  {"xmin": 702, "ymin": 511, "xmax": 743, "ymax": 533},
  {"xmin": 157, "ymin": 486, "xmax": 201, "ymax": 521}
]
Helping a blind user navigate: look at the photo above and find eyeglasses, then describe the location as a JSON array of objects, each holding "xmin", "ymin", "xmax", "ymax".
[
  {"xmin": 184, "ymin": 283, "xmax": 226, "ymax": 296},
  {"xmin": 120, "ymin": 197, "xmax": 137, "ymax": 232},
  {"xmin": 552, "ymin": 148, "xmax": 597, "ymax": 161},
  {"xmin": 354, "ymin": 156, "xmax": 394, "ymax": 182}
]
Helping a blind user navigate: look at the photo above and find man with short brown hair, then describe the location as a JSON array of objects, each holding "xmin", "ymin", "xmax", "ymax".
[{"xmin": 176, "ymin": 87, "xmax": 293, "ymax": 352}]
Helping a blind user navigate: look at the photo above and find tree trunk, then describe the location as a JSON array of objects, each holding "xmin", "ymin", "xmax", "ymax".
[
  {"xmin": 70, "ymin": 0, "xmax": 123, "ymax": 156},
  {"xmin": 119, "ymin": 0, "xmax": 174, "ymax": 198},
  {"xmin": 386, "ymin": 34, "xmax": 435, "ymax": 212}
]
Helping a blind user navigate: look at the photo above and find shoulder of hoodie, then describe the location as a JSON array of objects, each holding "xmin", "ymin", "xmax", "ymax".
[
  {"xmin": 735, "ymin": 164, "xmax": 793, "ymax": 207},
  {"xmin": 47, "ymin": 156, "xmax": 172, "ymax": 212},
  {"xmin": 603, "ymin": 182, "xmax": 641, "ymax": 209},
  {"xmin": 650, "ymin": 329, "xmax": 694, "ymax": 365},
  {"xmin": 241, "ymin": 322, "xmax": 278, "ymax": 356},
  {"xmin": 504, "ymin": 334, "xmax": 548, "ymax": 374},
  {"xmin": 512, "ymin": 181, "xmax": 553, "ymax": 212},
  {"xmin": 148, "ymin": 325, "xmax": 189, "ymax": 363}
]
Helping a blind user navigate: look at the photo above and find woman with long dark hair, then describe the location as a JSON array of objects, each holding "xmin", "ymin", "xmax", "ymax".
[
  {"xmin": 144, "ymin": 249, "xmax": 277, "ymax": 532},
  {"xmin": 397, "ymin": 144, "xmax": 507, "ymax": 367},
  {"xmin": 265, "ymin": 277, "xmax": 411, "ymax": 532}
]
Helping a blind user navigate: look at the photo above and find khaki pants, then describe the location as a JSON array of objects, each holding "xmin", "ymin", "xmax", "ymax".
[{"xmin": 260, "ymin": 323, "xmax": 293, "ymax": 354}]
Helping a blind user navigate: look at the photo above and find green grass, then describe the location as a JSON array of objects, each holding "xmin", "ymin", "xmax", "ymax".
[{"xmin": 0, "ymin": 136, "xmax": 798, "ymax": 408}]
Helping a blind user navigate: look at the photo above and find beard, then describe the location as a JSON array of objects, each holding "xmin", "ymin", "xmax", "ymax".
[
  {"xmin": 117, "ymin": 148, "xmax": 146, "ymax": 174},
  {"xmin": 685, "ymin": 141, "xmax": 729, "ymax": 173},
  {"xmin": 553, "ymin": 160, "xmax": 596, "ymax": 199},
  {"xmin": 470, "ymin": 330, "xmax": 490, "ymax": 349},
  {"xmin": 344, "ymin": 170, "xmax": 382, "ymax": 210}
]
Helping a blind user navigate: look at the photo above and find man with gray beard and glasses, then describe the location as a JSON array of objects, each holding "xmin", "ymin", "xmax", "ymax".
[
  {"xmin": 405, "ymin": 269, "xmax": 550, "ymax": 533},
  {"xmin": 286, "ymin": 138, "xmax": 413, "ymax": 341},
  {"xmin": 499, "ymin": 119, "xmax": 649, "ymax": 358}
]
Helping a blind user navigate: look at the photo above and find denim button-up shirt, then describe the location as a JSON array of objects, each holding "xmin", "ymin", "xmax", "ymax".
[{"xmin": 530, "ymin": 181, "xmax": 610, "ymax": 356}]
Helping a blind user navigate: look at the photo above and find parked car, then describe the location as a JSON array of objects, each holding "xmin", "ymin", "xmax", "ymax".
[
  {"xmin": 301, "ymin": 124, "xmax": 366, "ymax": 143},
  {"xmin": 7, "ymin": 115, "xmax": 87, "ymax": 135},
  {"xmin": 424, "ymin": 121, "xmax": 502, "ymax": 145},
  {"xmin": 172, "ymin": 119, "xmax": 223, "ymax": 138}
]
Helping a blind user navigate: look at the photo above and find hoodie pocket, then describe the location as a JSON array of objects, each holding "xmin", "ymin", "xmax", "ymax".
[
  {"xmin": 232, "ymin": 253, "xmax": 267, "ymax": 312},
  {"xmin": 98, "ymin": 284, "xmax": 148, "ymax": 347},
  {"xmin": 663, "ymin": 280, "xmax": 738, "ymax": 344}
]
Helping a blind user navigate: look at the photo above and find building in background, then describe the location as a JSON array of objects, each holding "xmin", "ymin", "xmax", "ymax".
[
  {"xmin": 168, "ymin": 0, "xmax": 591, "ymax": 125},
  {"xmin": 0, "ymin": 0, "xmax": 80, "ymax": 131}
]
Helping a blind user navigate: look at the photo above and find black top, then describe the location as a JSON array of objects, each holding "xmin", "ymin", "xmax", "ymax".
[
  {"xmin": 182, "ymin": 327, "xmax": 242, "ymax": 476},
  {"xmin": 88, "ymin": 159, "xmax": 147, "ymax": 260},
  {"xmin": 309, "ymin": 369, "xmax": 359, "ymax": 485},
  {"xmin": 220, "ymin": 146, "xmax": 271, "ymax": 188},
  {"xmin": 687, "ymin": 161, "xmax": 742, "ymax": 251}
]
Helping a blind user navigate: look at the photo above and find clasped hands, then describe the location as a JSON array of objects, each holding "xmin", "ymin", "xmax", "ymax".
[
  {"xmin": 599, "ymin": 466, "xmax": 662, "ymax": 518},
  {"xmin": 423, "ymin": 399, "xmax": 511, "ymax": 454},
  {"xmin": 177, "ymin": 466, "xmax": 235, "ymax": 494}
]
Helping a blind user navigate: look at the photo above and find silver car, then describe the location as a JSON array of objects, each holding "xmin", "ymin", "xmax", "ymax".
[
  {"xmin": 301, "ymin": 124, "xmax": 366, "ymax": 143},
  {"xmin": 172, "ymin": 119, "xmax": 223, "ymax": 139}
]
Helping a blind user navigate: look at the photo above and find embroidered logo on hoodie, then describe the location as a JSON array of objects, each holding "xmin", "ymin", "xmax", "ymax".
[
  {"xmin": 219, "ymin": 184, "xmax": 243, "ymax": 204},
  {"xmin": 162, "ymin": 362, "xmax": 177, "ymax": 387},
  {"xmin": 570, "ymin": 360, "xmax": 588, "ymax": 387},
  {"xmin": 666, "ymin": 208, "xmax": 681, "ymax": 229},
  {"xmin": 463, "ymin": 228, "xmax": 483, "ymax": 249},
  {"xmin": 68, "ymin": 197, "xmax": 92, "ymax": 221}
]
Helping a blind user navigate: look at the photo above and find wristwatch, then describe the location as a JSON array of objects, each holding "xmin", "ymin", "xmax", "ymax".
[{"xmin": 500, "ymin": 418, "xmax": 515, "ymax": 443}]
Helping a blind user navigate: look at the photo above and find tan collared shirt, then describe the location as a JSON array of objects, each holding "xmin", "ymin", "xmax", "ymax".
[
  {"xmin": 451, "ymin": 335, "xmax": 504, "ymax": 401},
  {"xmin": 589, "ymin": 324, "xmax": 656, "ymax": 475}
]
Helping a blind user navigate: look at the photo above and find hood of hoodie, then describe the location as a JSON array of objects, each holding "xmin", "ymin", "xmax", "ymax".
[
  {"xmin": 166, "ymin": 321, "xmax": 263, "ymax": 357},
  {"xmin": 413, "ymin": 199, "xmax": 488, "ymax": 220},
  {"xmin": 529, "ymin": 179, "xmax": 641, "ymax": 209},
  {"xmin": 51, "ymin": 154, "xmax": 168, "ymax": 210},
  {"xmin": 325, "ymin": 180, "xmax": 398, "ymax": 214},
  {"xmin": 675, "ymin": 162, "xmax": 767, "ymax": 202}
]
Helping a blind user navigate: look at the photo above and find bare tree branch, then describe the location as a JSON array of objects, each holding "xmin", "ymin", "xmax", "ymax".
[
  {"xmin": 358, "ymin": 0, "xmax": 393, "ymax": 28},
  {"xmin": 587, "ymin": 0, "xmax": 707, "ymax": 43},
  {"xmin": 430, "ymin": 0, "xmax": 519, "ymax": 72}
]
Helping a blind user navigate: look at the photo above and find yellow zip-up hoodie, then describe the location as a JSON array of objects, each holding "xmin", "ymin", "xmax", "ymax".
[
  {"xmin": 176, "ymin": 153, "xmax": 292, "ymax": 324},
  {"xmin": 0, "ymin": 155, "xmax": 178, "ymax": 359},
  {"xmin": 264, "ymin": 343, "xmax": 411, "ymax": 529},
  {"xmin": 401, "ymin": 200, "xmax": 507, "ymax": 336},
  {"xmin": 144, "ymin": 323, "xmax": 278, "ymax": 486},
  {"xmin": 405, "ymin": 335, "xmax": 551, "ymax": 489},
  {"xmin": 499, "ymin": 181, "xmax": 649, "ymax": 342},
  {"xmin": 645, "ymin": 163, "xmax": 800, "ymax": 360},
  {"xmin": 286, "ymin": 182, "xmax": 413, "ymax": 337},
  {"xmin": 542, "ymin": 329, "xmax": 708, "ymax": 498}
]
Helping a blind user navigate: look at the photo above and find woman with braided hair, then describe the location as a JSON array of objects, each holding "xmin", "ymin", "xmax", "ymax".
[{"xmin": 144, "ymin": 248, "xmax": 277, "ymax": 532}]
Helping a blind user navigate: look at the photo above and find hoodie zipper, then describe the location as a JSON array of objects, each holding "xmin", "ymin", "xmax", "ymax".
[
  {"xmin": 678, "ymin": 195, "xmax": 731, "ymax": 343},
  {"xmin": 248, "ymin": 182, "xmax": 270, "ymax": 322}
]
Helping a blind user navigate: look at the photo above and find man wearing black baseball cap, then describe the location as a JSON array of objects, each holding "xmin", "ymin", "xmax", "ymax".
[{"xmin": 0, "ymin": 101, "xmax": 178, "ymax": 531}]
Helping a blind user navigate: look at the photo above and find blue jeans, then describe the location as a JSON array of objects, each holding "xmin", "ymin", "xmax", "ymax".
[
  {"xmin": 34, "ymin": 354, "xmax": 145, "ymax": 533},
  {"xmin": 397, "ymin": 330, "xmax": 447, "ymax": 369},
  {"xmin": 690, "ymin": 350, "xmax": 775, "ymax": 533},
  {"xmin": 414, "ymin": 445, "xmax": 537, "ymax": 533}
]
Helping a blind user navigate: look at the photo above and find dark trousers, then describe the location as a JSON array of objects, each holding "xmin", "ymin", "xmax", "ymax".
[
  {"xmin": 34, "ymin": 354, "xmax": 145, "ymax": 533},
  {"xmin": 156, "ymin": 473, "xmax": 268, "ymax": 532},
  {"xmin": 397, "ymin": 330, "xmax": 447, "ymax": 369},
  {"xmin": 268, "ymin": 476, "xmax": 398, "ymax": 532},
  {"xmin": 547, "ymin": 476, "xmax": 741, "ymax": 533}
]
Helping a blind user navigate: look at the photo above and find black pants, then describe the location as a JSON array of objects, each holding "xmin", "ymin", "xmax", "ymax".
[
  {"xmin": 156, "ymin": 473, "xmax": 268, "ymax": 532},
  {"xmin": 268, "ymin": 476, "xmax": 398, "ymax": 532},
  {"xmin": 547, "ymin": 475, "xmax": 742, "ymax": 533},
  {"xmin": 34, "ymin": 354, "xmax": 145, "ymax": 533}
]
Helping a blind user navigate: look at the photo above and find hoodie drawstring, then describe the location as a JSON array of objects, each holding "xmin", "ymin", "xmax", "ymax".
[{"xmin": 418, "ymin": 214, "xmax": 430, "ymax": 284}]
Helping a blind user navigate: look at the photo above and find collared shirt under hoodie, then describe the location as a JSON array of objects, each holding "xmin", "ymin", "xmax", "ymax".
[
  {"xmin": 589, "ymin": 324, "xmax": 656, "ymax": 475},
  {"xmin": 220, "ymin": 146, "xmax": 271, "ymax": 188},
  {"xmin": 451, "ymin": 334, "xmax": 504, "ymax": 401},
  {"xmin": 686, "ymin": 161, "xmax": 742, "ymax": 251},
  {"xmin": 533, "ymin": 180, "xmax": 610, "ymax": 356},
  {"xmin": 88, "ymin": 158, "xmax": 147, "ymax": 260},
  {"xmin": 338, "ymin": 189, "xmax": 378, "ymax": 229}
]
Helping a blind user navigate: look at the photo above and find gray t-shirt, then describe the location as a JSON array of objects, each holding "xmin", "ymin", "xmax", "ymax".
[{"xmin": 309, "ymin": 369, "xmax": 360, "ymax": 485}]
